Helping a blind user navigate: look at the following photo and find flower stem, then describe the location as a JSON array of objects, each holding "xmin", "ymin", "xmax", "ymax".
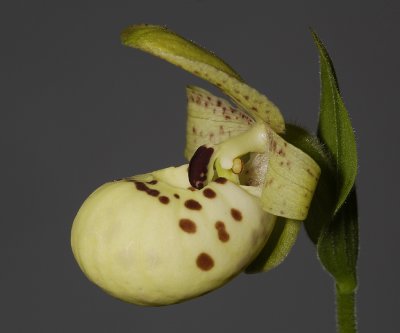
[{"xmin": 336, "ymin": 285, "xmax": 357, "ymax": 333}]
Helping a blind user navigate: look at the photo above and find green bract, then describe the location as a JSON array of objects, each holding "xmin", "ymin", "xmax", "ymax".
[{"xmin": 71, "ymin": 24, "xmax": 321, "ymax": 306}]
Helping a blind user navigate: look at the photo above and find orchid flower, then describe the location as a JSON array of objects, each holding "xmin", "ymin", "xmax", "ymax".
[{"xmin": 71, "ymin": 25, "xmax": 321, "ymax": 306}]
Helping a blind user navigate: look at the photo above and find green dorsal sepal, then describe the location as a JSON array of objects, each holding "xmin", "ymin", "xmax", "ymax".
[
  {"xmin": 121, "ymin": 24, "xmax": 241, "ymax": 80},
  {"xmin": 185, "ymin": 86, "xmax": 254, "ymax": 160},
  {"xmin": 121, "ymin": 24, "xmax": 285, "ymax": 133}
]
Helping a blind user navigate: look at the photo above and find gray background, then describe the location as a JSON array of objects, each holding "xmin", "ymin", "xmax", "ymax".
[{"xmin": 1, "ymin": 0, "xmax": 399, "ymax": 332}]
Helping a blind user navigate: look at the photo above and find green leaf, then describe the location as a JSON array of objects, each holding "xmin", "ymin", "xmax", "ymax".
[
  {"xmin": 310, "ymin": 31, "xmax": 359, "ymax": 295},
  {"xmin": 311, "ymin": 30, "xmax": 358, "ymax": 214},
  {"xmin": 284, "ymin": 126, "xmax": 358, "ymax": 300},
  {"xmin": 245, "ymin": 218, "xmax": 301, "ymax": 273},
  {"xmin": 318, "ymin": 189, "xmax": 358, "ymax": 294},
  {"xmin": 286, "ymin": 125, "xmax": 359, "ymax": 291},
  {"xmin": 121, "ymin": 24, "xmax": 285, "ymax": 133}
]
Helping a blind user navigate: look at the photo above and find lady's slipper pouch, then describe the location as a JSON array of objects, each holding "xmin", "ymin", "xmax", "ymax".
[{"xmin": 71, "ymin": 25, "xmax": 320, "ymax": 306}]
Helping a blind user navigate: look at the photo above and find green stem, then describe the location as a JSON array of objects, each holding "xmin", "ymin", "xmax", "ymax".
[{"xmin": 336, "ymin": 285, "xmax": 357, "ymax": 333}]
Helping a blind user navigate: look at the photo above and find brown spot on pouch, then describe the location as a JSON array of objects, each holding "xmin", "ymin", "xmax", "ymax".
[
  {"xmin": 185, "ymin": 199, "xmax": 202, "ymax": 210},
  {"xmin": 215, "ymin": 221, "xmax": 230, "ymax": 242},
  {"xmin": 159, "ymin": 196, "xmax": 170, "ymax": 204},
  {"xmin": 231, "ymin": 208, "xmax": 243, "ymax": 221},
  {"xmin": 134, "ymin": 181, "xmax": 148, "ymax": 192},
  {"xmin": 179, "ymin": 219, "xmax": 197, "ymax": 233},
  {"xmin": 196, "ymin": 253, "xmax": 214, "ymax": 271},
  {"xmin": 214, "ymin": 177, "xmax": 227, "ymax": 184},
  {"xmin": 134, "ymin": 181, "xmax": 160, "ymax": 197},
  {"xmin": 203, "ymin": 188, "xmax": 216, "ymax": 198},
  {"xmin": 148, "ymin": 189, "xmax": 160, "ymax": 197}
]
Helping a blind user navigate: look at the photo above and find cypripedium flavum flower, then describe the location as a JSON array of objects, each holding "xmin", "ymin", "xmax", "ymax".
[{"xmin": 71, "ymin": 25, "xmax": 321, "ymax": 306}]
